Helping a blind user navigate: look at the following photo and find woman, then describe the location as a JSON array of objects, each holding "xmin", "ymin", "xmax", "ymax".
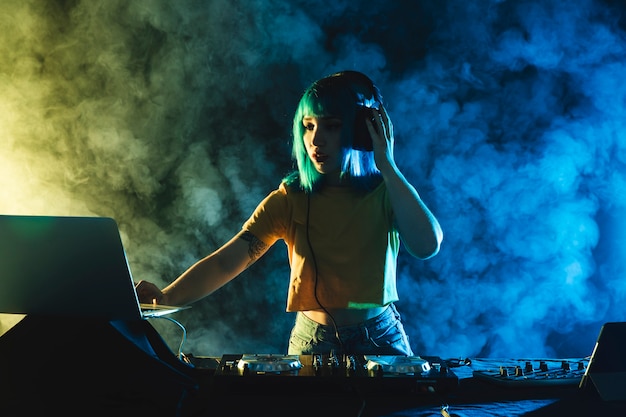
[{"xmin": 136, "ymin": 70, "xmax": 443, "ymax": 356}]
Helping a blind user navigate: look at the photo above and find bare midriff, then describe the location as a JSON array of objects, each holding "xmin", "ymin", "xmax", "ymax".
[{"xmin": 302, "ymin": 306, "xmax": 388, "ymax": 327}]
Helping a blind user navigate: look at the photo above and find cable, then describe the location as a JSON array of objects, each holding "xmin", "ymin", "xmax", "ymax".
[
  {"xmin": 354, "ymin": 387, "xmax": 367, "ymax": 417},
  {"xmin": 150, "ymin": 315, "xmax": 188, "ymax": 361},
  {"xmin": 306, "ymin": 193, "xmax": 344, "ymax": 354}
]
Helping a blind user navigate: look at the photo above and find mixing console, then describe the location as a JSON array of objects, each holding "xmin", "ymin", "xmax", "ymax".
[
  {"xmin": 205, "ymin": 353, "xmax": 460, "ymax": 395},
  {"xmin": 472, "ymin": 358, "xmax": 589, "ymax": 387}
]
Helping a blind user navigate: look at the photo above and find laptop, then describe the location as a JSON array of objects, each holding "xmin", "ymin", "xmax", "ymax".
[
  {"xmin": 579, "ymin": 321, "xmax": 626, "ymax": 401},
  {"xmin": 0, "ymin": 214, "xmax": 188, "ymax": 321}
]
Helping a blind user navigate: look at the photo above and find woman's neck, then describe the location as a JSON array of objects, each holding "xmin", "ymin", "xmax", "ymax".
[{"xmin": 323, "ymin": 172, "xmax": 351, "ymax": 187}]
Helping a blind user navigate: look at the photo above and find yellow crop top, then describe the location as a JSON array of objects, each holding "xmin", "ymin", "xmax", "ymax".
[{"xmin": 242, "ymin": 181, "xmax": 400, "ymax": 312}]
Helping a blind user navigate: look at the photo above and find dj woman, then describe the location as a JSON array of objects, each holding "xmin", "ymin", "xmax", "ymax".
[{"xmin": 136, "ymin": 70, "xmax": 443, "ymax": 356}]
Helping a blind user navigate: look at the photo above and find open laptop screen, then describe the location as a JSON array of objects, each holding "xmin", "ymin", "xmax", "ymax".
[{"xmin": 0, "ymin": 215, "xmax": 144, "ymax": 320}]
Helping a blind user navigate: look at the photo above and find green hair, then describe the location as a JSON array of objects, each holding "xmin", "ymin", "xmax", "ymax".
[{"xmin": 284, "ymin": 71, "xmax": 383, "ymax": 193}]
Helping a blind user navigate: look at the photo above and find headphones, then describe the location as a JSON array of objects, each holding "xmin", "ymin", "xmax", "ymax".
[
  {"xmin": 330, "ymin": 71, "xmax": 383, "ymax": 151},
  {"xmin": 353, "ymin": 106, "xmax": 378, "ymax": 151}
]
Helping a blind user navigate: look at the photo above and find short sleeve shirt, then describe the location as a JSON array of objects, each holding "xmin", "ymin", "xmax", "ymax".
[{"xmin": 242, "ymin": 181, "xmax": 400, "ymax": 312}]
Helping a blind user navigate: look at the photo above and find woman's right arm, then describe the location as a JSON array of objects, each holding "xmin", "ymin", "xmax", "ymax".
[{"xmin": 135, "ymin": 230, "xmax": 270, "ymax": 306}]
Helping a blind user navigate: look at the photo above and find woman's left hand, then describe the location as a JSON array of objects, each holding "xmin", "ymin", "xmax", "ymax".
[{"xmin": 366, "ymin": 105, "xmax": 396, "ymax": 172}]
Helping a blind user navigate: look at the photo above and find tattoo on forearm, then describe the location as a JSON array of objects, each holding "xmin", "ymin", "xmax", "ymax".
[{"xmin": 240, "ymin": 231, "xmax": 268, "ymax": 262}]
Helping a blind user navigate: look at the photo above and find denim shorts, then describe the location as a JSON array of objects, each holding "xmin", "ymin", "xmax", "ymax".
[{"xmin": 287, "ymin": 304, "xmax": 414, "ymax": 356}]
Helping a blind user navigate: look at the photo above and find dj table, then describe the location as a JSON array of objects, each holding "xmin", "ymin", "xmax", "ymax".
[
  {"xmin": 181, "ymin": 353, "xmax": 625, "ymax": 417},
  {"xmin": 2, "ymin": 317, "xmax": 626, "ymax": 417}
]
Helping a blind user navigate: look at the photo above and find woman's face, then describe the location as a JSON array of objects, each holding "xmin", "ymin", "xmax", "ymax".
[{"xmin": 302, "ymin": 115, "xmax": 344, "ymax": 182}]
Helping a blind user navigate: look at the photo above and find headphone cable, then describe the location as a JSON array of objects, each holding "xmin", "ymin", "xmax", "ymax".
[{"xmin": 306, "ymin": 193, "xmax": 344, "ymax": 354}]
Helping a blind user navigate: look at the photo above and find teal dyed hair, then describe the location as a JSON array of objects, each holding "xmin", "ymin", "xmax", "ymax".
[{"xmin": 285, "ymin": 71, "xmax": 383, "ymax": 193}]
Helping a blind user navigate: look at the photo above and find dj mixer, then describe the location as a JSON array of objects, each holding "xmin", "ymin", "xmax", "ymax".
[
  {"xmin": 193, "ymin": 353, "xmax": 460, "ymax": 396},
  {"xmin": 178, "ymin": 354, "xmax": 608, "ymax": 417},
  {"xmin": 472, "ymin": 357, "xmax": 589, "ymax": 387}
]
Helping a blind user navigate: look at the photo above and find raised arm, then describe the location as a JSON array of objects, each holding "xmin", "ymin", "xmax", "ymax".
[
  {"xmin": 379, "ymin": 164, "xmax": 442, "ymax": 259},
  {"xmin": 368, "ymin": 106, "xmax": 443, "ymax": 259},
  {"xmin": 136, "ymin": 230, "xmax": 270, "ymax": 306}
]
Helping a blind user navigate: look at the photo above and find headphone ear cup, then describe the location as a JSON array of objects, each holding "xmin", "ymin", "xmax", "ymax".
[{"xmin": 352, "ymin": 107, "xmax": 374, "ymax": 151}]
